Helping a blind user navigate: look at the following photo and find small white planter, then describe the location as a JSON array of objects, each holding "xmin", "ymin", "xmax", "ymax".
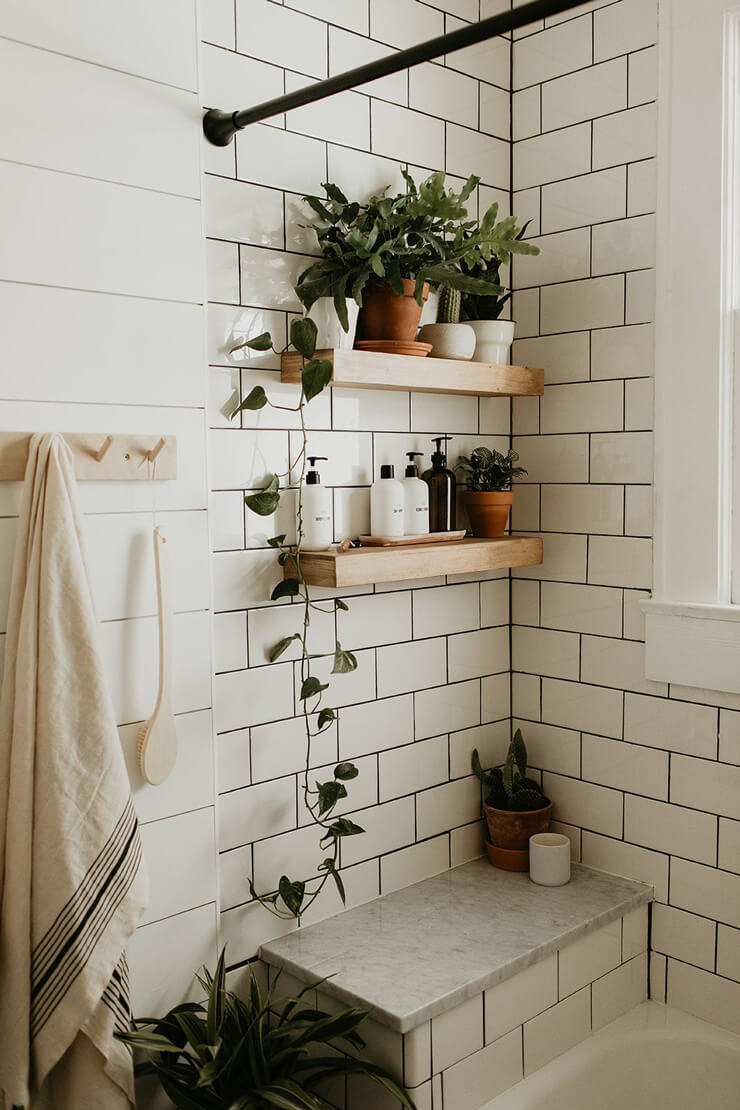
[
  {"xmin": 469, "ymin": 319, "xmax": 516, "ymax": 365},
  {"xmin": 417, "ymin": 322, "xmax": 476, "ymax": 360},
  {"xmin": 306, "ymin": 297, "xmax": 359, "ymax": 350}
]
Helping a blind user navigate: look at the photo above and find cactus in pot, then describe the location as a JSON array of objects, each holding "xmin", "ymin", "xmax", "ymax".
[{"xmin": 472, "ymin": 729, "xmax": 552, "ymax": 870}]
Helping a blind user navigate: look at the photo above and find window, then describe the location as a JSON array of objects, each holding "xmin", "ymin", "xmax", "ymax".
[{"xmin": 643, "ymin": 0, "xmax": 740, "ymax": 692}]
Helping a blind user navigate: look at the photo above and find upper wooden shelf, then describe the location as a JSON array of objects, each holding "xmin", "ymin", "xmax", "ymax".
[
  {"xmin": 286, "ymin": 536, "xmax": 543, "ymax": 589},
  {"xmin": 281, "ymin": 348, "xmax": 544, "ymax": 397}
]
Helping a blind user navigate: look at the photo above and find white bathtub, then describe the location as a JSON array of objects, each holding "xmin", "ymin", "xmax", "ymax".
[{"xmin": 486, "ymin": 1002, "xmax": 740, "ymax": 1110}]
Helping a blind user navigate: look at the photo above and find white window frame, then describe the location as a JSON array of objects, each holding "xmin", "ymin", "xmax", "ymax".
[{"xmin": 643, "ymin": 0, "xmax": 740, "ymax": 693}]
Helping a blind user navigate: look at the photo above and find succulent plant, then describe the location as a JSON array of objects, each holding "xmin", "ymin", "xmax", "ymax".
[
  {"xmin": 472, "ymin": 729, "xmax": 548, "ymax": 813},
  {"xmin": 437, "ymin": 285, "xmax": 462, "ymax": 324}
]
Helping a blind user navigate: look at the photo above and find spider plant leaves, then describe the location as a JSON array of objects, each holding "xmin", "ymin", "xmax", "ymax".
[
  {"xmin": 290, "ymin": 317, "xmax": 317, "ymax": 360},
  {"xmin": 331, "ymin": 643, "xmax": 357, "ymax": 674},
  {"xmin": 301, "ymin": 358, "xmax": 333, "ymax": 402},
  {"xmin": 245, "ymin": 474, "xmax": 280, "ymax": 517}
]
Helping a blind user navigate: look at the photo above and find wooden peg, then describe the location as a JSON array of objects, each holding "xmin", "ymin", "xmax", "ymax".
[
  {"xmin": 95, "ymin": 434, "xmax": 114, "ymax": 462},
  {"xmin": 148, "ymin": 437, "xmax": 166, "ymax": 463}
]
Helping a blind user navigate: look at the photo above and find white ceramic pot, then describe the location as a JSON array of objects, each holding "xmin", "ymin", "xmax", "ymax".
[
  {"xmin": 418, "ymin": 289, "xmax": 439, "ymax": 329},
  {"xmin": 417, "ymin": 322, "xmax": 476, "ymax": 360},
  {"xmin": 469, "ymin": 319, "xmax": 516, "ymax": 365},
  {"xmin": 306, "ymin": 297, "xmax": 359, "ymax": 350}
]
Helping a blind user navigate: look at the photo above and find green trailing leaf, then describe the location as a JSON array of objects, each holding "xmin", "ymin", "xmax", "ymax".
[
  {"xmin": 334, "ymin": 761, "xmax": 359, "ymax": 781},
  {"xmin": 317, "ymin": 707, "xmax": 335, "ymax": 729},
  {"xmin": 331, "ymin": 642, "xmax": 357, "ymax": 674},
  {"xmin": 290, "ymin": 317, "xmax": 318, "ymax": 360},
  {"xmin": 323, "ymin": 817, "xmax": 364, "ymax": 841},
  {"xmin": 271, "ymin": 578, "xmax": 300, "ymax": 602},
  {"xmin": 269, "ymin": 634, "xmax": 300, "ymax": 662},
  {"xmin": 319, "ymin": 858, "xmax": 346, "ymax": 905},
  {"xmin": 229, "ymin": 330, "xmax": 273, "ymax": 353},
  {"xmin": 236, "ymin": 385, "xmax": 268, "ymax": 411},
  {"xmin": 245, "ymin": 473, "xmax": 280, "ymax": 516},
  {"xmin": 267, "ymin": 534, "xmax": 286, "ymax": 548},
  {"xmin": 300, "ymin": 675, "xmax": 328, "ymax": 701},
  {"xmin": 278, "ymin": 876, "xmax": 306, "ymax": 916},
  {"xmin": 301, "ymin": 358, "xmax": 333, "ymax": 402},
  {"xmin": 316, "ymin": 779, "xmax": 347, "ymax": 815},
  {"xmin": 334, "ymin": 598, "xmax": 349, "ymax": 611}
]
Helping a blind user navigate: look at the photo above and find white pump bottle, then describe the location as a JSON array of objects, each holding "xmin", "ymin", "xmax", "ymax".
[
  {"xmin": 370, "ymin": 464, "xmax": 405, "ymax": 538},
  {"xmin": 402, "ymin": 452, "xmax": 430, "ymax": 536},
  {"xmin": 300, "ymin": 456, "xmax": 333, "ymax": 550}
]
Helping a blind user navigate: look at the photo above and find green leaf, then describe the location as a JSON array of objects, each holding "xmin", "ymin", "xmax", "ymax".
[
  {"xmin": 316, "ymin": 779, "xmax": 347, "ymax": 815},
  {"xmin": 318, "ymin": 858, "xmax": 346, "ymax": 905},
  {"xmin": 271, "ymin": 578, "xmax": 300, "ymax": 601},
  {"xmin": 268, "ymin": 534, "xmax": 287, "ymax": 548},
  {"xmin": 300, "ymin": 675, "xmax": 328, "ymax": 700},
  {"xmin": 322, "ymin": 182, "xmax": 349, "ymax": 205},
  {"xmin": 323, "ymin": 817, "xmax": 364, "ymax": 840},
  {"xmin": 237, "ymin": 385, "xmax": 268, "ymax": 411},
  {"xmin": 270, "ymin": 634, "xmax": 300, "ymax": 662},
  {"xmin": 511, "ymin": 728, "xmax": 528, "ymax": 779},
  {"xmin": 302, "ymin": 358, "xmax": 333, "ymax": 402},
  {"xmin": 317, "ymin": 707, "xmax": 335, "ymax": 729},
  {"xmin": 230, "ymin": 330, "xmax": 273, "ymax": 353},
  {"xmin": 246, "ymin": 473, "xmax": 280, "ymax": 517},
  {"xmin": 331, "ymin": 642, "xmax": 358, "ymax": 674},
  {"xmin": 334, "ymin": 599, "xmax": 349, "ymax": 611},
  {"xmin": 334, "ymin": 762, "xmax": 359, "ymax": 781},
  {"xmin": 278, "ymin": 876, "xmax": 306, "ymax": 917},
  {"xmin": 290, "ymin": 317, "xmax": 318, "ymax": 360}
]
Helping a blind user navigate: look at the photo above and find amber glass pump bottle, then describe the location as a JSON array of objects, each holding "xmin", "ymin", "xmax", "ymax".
[{"xmin": 422, "ymin": 436, "xmax": 456, "ymax": 531}]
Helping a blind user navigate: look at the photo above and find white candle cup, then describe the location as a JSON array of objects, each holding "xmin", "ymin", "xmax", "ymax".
[{"xmin": 529, "ymin": 833, "xmax": 571, "ymax": 887}]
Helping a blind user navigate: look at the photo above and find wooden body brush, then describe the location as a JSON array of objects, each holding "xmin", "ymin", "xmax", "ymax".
[{"xmin": 137, "ymin": 526, "xmax": 178, "ymax": 785}]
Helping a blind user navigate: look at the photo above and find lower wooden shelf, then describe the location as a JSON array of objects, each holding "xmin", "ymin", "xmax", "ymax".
[{"xmin": 286, "ymin": 536, "xmax": 543, "ymax": 588}]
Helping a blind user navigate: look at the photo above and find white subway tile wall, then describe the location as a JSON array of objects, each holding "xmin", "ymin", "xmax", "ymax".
[
  {"xmin": 202, "ymin": 1, "xmax": 512, "ymax": 977},
  {"xmin": 0, "ymin": 0, "xmax": 217, "ymax": 1069},
  {"xmin": 510, "ymin": 0, "xmax": 740, "ymax": 1035}
]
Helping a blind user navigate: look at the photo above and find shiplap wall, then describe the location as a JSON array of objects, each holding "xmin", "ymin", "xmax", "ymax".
[
  {"xmin": 202, "ymin": 0, "xmax": 515, "ymax": 967},
  {"xmin": 0, "ymin": 0, "xmax": 219, "ymax": 1032},
  {"xmin": 510, "ymin": 0, "xmax": 740, "ymax": 1034}
]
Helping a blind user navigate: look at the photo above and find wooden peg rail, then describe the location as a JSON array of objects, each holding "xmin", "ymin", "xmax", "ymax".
[{"xmin": 0, "ymin": 432, "xmax": 178, "ymax": 481}]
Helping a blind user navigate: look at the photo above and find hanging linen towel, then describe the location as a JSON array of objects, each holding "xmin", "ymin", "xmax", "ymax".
[{"xmin": 0, "ymin": 433, "xmax": 147, "ymax": 1110}]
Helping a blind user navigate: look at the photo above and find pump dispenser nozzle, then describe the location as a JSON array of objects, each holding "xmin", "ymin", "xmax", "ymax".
[
  {"xmin": 306, "ymin": 456, "xmax": 328, "ymax": 485},
  {"xmin": 405, "ymin": 451, "xmax": 423, "ymax": 477},
  {"xmin": 430, "ymin": 436, "xmax": 453, "ymax": 469}
]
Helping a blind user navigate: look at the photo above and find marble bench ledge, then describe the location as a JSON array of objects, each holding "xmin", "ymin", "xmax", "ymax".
[{"xmin": 259, "ymin": 859, "xmax": 652, "ymax": 1034}]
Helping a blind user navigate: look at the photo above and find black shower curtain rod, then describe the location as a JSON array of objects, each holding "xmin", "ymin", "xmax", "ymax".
[{"xmin": 202, "ymin": 0, "xmax": 588, "ymax": 146}]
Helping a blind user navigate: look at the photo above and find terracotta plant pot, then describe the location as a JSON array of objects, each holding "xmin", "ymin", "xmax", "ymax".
[
  {"xmin": 357, "ymin": 278, "xmax": 429, "ymax": 343},
  {"xmin": 485, "ymin": 840, "xmax": 530, "ymax": 872},
  {"xmin": 484, "ymin": 799, "xmax": 553, "ymax": 858},
  {"xmin": 463, "ymin": 490, "xmax": 514, "ymax": 538}
]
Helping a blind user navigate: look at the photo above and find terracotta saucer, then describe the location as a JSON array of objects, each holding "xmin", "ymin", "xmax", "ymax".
[
  {"xmin": 485, "ymin": 839, "xmax": 530, "ymax": 872},
  {"xmin": 355, "ymin": 339, "xmax": 433, "ymax": 357}
]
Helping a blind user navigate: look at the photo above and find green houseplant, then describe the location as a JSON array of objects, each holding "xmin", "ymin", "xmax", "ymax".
[
  {"xmin": 439, "ymin": 216, "xmax": 537, "ymax": 364},
  {"xmin": 295, "ymin": 172, "xmax": 528, "ymax": 351},
  {"xmin": 456, "ymin": 446, "xmax": 527, "ymax": 537},
  {"xmin": 117, "ymin": 950, "xmax": 416, "ymax": 1110},
  {"xmin": 472, "ymin": 730, "xmax": 552, "ymax": 871}
]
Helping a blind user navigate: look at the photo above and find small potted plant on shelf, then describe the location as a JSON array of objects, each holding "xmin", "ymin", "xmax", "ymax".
[
  {"xmin": 295, "ymin": 172, "xmax": 509, "ymax": 355},
  {"xmin": 472, "ymin": 730, "xmax": 552, "ymax": 872},
  {"xmin": 437, "ymin": 216, "xmax": 537, "ymax": 364},
  {"xmin": 457, "ymin": 445, "xmax": 527, "ymax": 537},
  {"xmin": 117, "ymin": 949, "xmax": 416, "ymax": 1109}
]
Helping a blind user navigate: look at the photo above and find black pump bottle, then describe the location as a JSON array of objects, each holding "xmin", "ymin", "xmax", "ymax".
[{"xmin": 422, "ymin": 436, "xmax": 456, "ymax": 531}]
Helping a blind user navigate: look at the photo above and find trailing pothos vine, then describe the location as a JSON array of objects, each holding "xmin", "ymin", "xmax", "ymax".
[{"xmin": 230, "ymin": 316, "xmax": 363, "ymax": 921}]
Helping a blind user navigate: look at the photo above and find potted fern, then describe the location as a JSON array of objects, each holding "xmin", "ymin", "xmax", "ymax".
[
  {"xmin": 457, "ymin": 446, "xmax": 527, "ymax": 537},
  {"xmin": 472, "ymin": 730, "xmax": 552, "ymax": 871},
  {"xmin": 117, "ymin": 950, "xmax": 416, "ymax": 1109}
]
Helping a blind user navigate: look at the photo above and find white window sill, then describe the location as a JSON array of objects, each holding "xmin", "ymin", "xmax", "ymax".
[{"xmin": 642, "ymin": 599, "xmax": 740, "ymax": 694}]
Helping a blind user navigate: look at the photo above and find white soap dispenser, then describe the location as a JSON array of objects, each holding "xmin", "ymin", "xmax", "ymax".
[
  {"xmin": 371, "ymin": 464, "xmax": 405, "ymax": 538},
  {"xmin": 402, "ymin": 452, "xmax": 430, "ymax": 536},
  {"xmin": 300, "ymin": 456, "xmax": 333, "ymax": 550}
]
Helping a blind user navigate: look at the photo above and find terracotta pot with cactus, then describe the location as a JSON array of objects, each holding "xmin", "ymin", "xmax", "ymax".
[{"xmin": 473, "ymin": 730, "xmax": 552, "ymax": 871}]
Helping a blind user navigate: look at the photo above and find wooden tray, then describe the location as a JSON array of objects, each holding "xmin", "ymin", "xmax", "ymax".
[{"xmin": 359, "ymin": 530, "xmax": 466, "ymax": 547}]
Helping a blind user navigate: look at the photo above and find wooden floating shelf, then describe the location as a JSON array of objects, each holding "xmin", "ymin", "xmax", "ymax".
[
  {"xmin": 286, "ymin": 536, "xmax": 543, "ymax": 589},
  {"xmin": 281, "ymin": 348, "xmax": 544, "ymax": 397}
]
